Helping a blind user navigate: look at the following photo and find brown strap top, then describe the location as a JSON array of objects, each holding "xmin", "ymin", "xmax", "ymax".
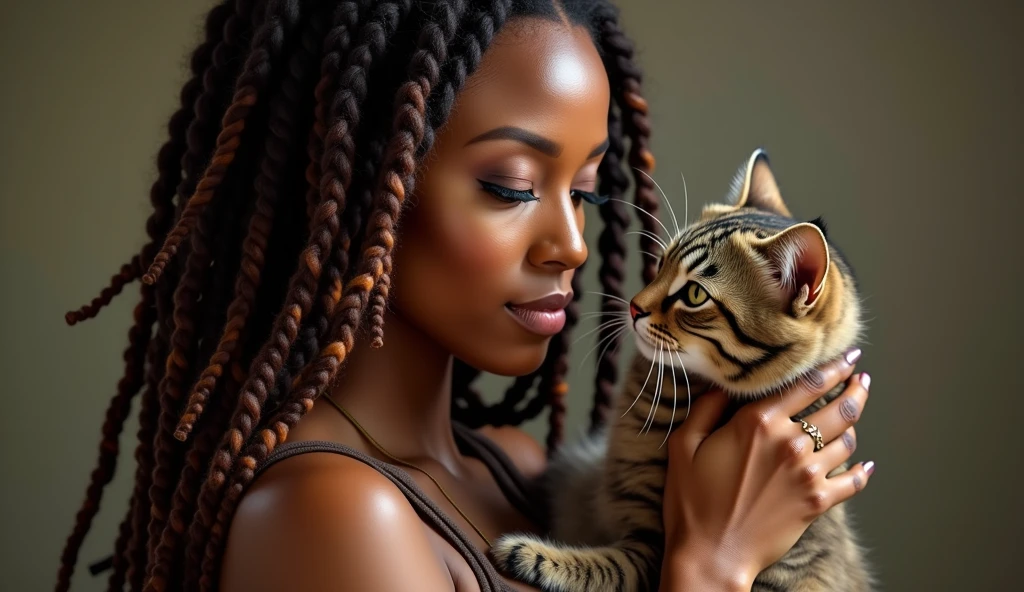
[{"xmin": 250, "ymin": 423, "xmax": 547, "ymax": 592}]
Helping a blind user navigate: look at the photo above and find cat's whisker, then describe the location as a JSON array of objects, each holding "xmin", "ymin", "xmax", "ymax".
[
  {"xmin": 636, "ymin": 340, "xmax": 663, "ymax": 436},
  {"xmin": 579, "ymin": 324, "xmax": 629, "ymax": 367},
  {"xmin": 571, "ymin": 318, "xmax": 628, "ymax": 347},
  {"xmin": 586, "ymin": 291, "xmax": 630, "ymax": 306},
  {"xmin": 648, "ymin": 345, "xmax": 667, "ymax": 436},
  {"xmin": 639, "ymin": 250, "xmax": 660, "ymax": 261},
  {"xmin": 618, "ymin": 229, "xmax": 667, "ymax": 251},
  {"xmin": 660, "ymin": 349, "xmax": 679, "ymax": 449},
  {"xmin": 633, "ymin": 167, "xmax": 680, "ymax": 237},
  {"xmin": 679, "ymin": 170, "xmax": 690, "ymax": 228},
  {"xmin": 672, "ymin": 350, "xmax": 692, "ymax": 421},
  {"xmin": 593, "ymin": 324, "xmax": 628, "ymax": 373},
  {"xmin": 641, "ymin": 342, "xmax": 665, "ymax": 437},
  {"xmin": 626, "ymin": 230, "xmax": 667, "ymax": 251},
  {"xmin": 610, "ymin": 197, "xmax": 671, "ymax": 240},
  {"xmin": 622, "ymin": 342, "xmax": 659, "ymax": 418},
  {"xmin": 578, "ymin": 310, "xmax": 629, "ymax": 320}
]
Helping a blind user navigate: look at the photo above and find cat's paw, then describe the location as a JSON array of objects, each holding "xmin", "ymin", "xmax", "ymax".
[
  {"xmin": 489, "ymin": 534, "xmax": 557, "ymax": 588},
  {"xmin": 491, "ymin": 535, "xmax": 640, "ymax": 592}
]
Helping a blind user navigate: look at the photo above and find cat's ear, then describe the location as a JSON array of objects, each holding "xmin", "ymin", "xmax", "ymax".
[
  {"xmin": 754, "ymin": 222, "xmax": 830, "ymax": 316},
  {"xmin": 726, "ymin": 148, "xmax": 793, "ymax": 217}
]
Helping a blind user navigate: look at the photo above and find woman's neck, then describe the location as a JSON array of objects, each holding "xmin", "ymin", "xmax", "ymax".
[{"xmin": 324, "ymin": 307, "xmax": 463, "ymax": 467}]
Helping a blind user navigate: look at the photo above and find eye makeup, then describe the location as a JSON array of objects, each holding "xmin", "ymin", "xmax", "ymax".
[
  {"xmin": 476, "ymin": 179, "xmax": 609, "ymax": 205},
  {"xmin": 570, "ymin": 188, "xmax": 608, "ymax": 205},
  {"xmin": 477, "ymin": 179, "xmax": 538, "ymax": 203}
]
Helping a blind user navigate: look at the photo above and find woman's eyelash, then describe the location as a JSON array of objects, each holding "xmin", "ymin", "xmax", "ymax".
[
  {"xmin": 570, "ymin": 189, "xmax": 609, "ymax": 206},
  {"xmin": 477, "ymin": 179, "xmax": 609, "ymax": 206},
  {"xmin": 478, "ymin": 179, "xmax": 537, "ymax": 203}
]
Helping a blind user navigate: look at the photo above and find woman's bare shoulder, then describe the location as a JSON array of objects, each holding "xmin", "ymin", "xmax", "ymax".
[
  {"xmin": 475, "ymin": 425, "xmax": 547, "ymax": 480},
  {"xmin": 221, "ymin": 451, "xmax": 453, "ymax": 592}
]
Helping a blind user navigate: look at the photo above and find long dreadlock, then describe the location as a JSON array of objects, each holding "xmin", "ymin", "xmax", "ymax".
[{"xmin": 56, "ymin": 0, "xmax": 658, "ymax": 590}]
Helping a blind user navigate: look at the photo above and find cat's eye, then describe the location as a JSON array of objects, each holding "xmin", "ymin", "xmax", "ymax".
[{"xmin": 682, "ymin": 281, "xmax": 709, "ymax": 307}]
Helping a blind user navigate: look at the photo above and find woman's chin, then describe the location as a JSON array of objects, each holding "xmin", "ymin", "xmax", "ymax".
[{"xmin": 457, "ymin": 341, "xmax": 550, "ymax": 377}]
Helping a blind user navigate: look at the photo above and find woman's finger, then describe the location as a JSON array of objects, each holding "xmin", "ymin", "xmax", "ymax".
[
  {"xmin": 757, "ymin": 348, "xmax": 861, "ymax": 418},
  {"xmin": 812, "ymin": 427, "xmax": 858, "ymax": 473},
  {"xmin": 670, "ymin": 389, "xmax": 730, "ymax": 460},
  {"xmin": 824, "ymin": 460, "xmax": 875, "ymax": 508},
  {"xmin": 801, "ymin": 373, "xmax": 871, "ymax": 443}
]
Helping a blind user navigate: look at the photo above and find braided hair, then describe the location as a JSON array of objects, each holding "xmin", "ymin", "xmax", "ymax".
[{"xmin": 56, "ymin": 0, "xmax": 658, "ymax": 590}]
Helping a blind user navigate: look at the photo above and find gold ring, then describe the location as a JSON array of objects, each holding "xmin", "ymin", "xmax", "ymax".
[{"xmin": 800, "ymin": 420, "xmax": 825, "ymax": 451}]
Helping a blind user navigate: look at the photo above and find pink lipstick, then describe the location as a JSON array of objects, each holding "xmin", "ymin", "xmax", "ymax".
[{"xmin": 505, "ymin": 292, "xmax": 572, "ymax": 337}]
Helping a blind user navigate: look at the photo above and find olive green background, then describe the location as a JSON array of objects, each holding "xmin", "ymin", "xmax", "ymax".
[{"xmin": 2, "ymin": 1, "xmax": 1020, "ymax": 590}]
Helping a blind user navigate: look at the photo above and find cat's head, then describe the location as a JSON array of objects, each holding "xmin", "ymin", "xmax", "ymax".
[{"xmin": 629, "ymin": 149, "xmax": 861, "ymax": 398}]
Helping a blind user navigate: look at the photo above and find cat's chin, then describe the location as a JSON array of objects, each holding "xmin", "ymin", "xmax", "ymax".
[
  {"xmin": 632, "ymin": 334, "xmax": 791, "ymax": 401},
  {"xmin": 632, "ymin": 334, "xmax": 720, "ymax": 391},
  {"xmin": 720, "ymin": 376, "xmax": 812, "ymax": 401},
  {"xmin": 632, "ymin": 333, "xmax": 658, "ymax": 361}
]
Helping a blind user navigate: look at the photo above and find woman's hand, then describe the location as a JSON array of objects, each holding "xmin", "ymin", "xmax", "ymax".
[{"xmin": 659, "ymin": 348, "xmax": 874, "ymax": 591}]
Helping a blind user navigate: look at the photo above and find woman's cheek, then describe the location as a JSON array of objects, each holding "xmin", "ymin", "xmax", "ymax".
[{"xmin": 437, "ymin": 205, "xmax": 520, "ymax": 277}]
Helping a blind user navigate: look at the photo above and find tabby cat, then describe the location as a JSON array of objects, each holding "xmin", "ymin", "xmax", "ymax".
[{"xmin": 490, "ymin": 149, "xmax": 872, "ymax": 591}]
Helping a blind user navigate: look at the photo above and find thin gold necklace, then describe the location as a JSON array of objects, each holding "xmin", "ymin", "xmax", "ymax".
[{"xmin": 321, "ymin": 393, "xmax": 492, "ymax": 547}]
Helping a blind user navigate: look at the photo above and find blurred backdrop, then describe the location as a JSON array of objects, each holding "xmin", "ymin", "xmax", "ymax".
[{"xmin": 2, "ymin": 1, "xmax": 1021, "ymax": 590}]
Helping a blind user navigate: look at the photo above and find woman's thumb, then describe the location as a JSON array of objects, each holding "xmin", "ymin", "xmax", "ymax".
[{"xmin": 671, "ymin": 389, "xmax": 730, "ymax": 460}]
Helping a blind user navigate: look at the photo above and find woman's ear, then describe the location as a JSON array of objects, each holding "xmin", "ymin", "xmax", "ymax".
[
  {"xmin": 727, "ymin": 148, "xmax": 793, "ymax": 218},
  {"xmin": 753, "ymin": 222, "xmax": 830, "ymax": 317}
]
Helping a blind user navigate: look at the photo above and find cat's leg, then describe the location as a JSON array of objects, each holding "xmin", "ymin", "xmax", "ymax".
[
  {"xmin": 492, "ymin": 352, "xmax": 671, "ymax": 592},
  {"xmin": 490, "ymin": 532, "xmax": 660, "ymax": 592}
]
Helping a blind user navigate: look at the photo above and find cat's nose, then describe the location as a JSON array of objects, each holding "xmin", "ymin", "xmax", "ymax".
[{"xmin": 629, "ymin": 300, "xmax": 642, "ymax": 320}]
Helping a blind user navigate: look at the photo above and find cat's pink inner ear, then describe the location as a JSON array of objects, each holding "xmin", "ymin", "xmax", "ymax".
[
  {"xmin": 763, "ymin": 223, "xmax": 830, "ymax": 307},
  {"xmin": 795, "ymin": 234, "xmax": 829, "ymax": 305}
]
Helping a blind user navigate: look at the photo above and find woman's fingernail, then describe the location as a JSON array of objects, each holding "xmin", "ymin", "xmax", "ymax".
[
  {"xmin": 845, "ymin": 348, "xmax": 863, "ymax": 365},
  {"xmin": 842, "ymin": 431, "xmax": 856, "ymax": 453},
  {"xmin": 863, "ymin": 460, "xmax": 875, "ymax": 476},
  {"xmin": 860, "ymin": 373, "xmax": 871, "ymax": 390}
]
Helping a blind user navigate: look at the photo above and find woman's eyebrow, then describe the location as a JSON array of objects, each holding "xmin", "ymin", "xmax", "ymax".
[
  {"xmin": 466, "ymin": 126, "xmax": 562, "ymax": 157},
  {"xmin": 587, "ymin": 137, "xmax": 610, "ymax": 159},
  {"xmin": 465, "ymin": 126, "xmax": 610, "ymax": 161}
]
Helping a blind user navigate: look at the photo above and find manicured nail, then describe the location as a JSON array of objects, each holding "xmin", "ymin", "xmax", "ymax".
[
  {"xmin": 863, "ymin": 460, "xmax": 875, "ymax": 476},
  {"xmin": 845, "ymin": 348, "xmax": 862, "ymax": 365},
  {"xmin": 860, "ymin": 373, "xmax": 871, "ymax": 390},
  {"xmin": 842, "ymin": 431, "xmax": 856, "ymax": 453}
]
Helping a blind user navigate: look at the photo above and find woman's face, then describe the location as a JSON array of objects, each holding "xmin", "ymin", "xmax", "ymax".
[{"xmin": 391, "ymin": 18, "xmax": 610, "ymax": 376}]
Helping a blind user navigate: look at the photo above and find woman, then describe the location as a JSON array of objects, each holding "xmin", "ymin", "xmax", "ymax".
[{"xmin": 57, "ymin": 0, "xmax": 873, "ymax": 590}]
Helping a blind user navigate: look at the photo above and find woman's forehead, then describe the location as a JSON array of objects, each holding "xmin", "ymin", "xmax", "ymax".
[{"xmin": 449, "ymin": 18, "xmax": 610, "ymax": 147}]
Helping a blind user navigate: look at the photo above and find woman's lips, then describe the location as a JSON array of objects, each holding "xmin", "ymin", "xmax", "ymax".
[
  {"xmin": 505, "ymin": 306, "xmax": 566, "ymax": 336},
  {"xmin": 505, "ymin": 291, "xmax": 572, "ymax": 337}
]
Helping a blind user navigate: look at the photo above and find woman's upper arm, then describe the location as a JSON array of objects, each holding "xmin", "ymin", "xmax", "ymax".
[{"xmin": 221, "ymin": 454, "xmax": 453, "ymax": 592}]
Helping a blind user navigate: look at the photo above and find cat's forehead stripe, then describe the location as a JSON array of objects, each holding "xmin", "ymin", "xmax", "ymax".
[
  {"xmin": 666, "ymin": 210, "xmax": 794, "ymax": 266},
  {"xmin": 684, "ymin": 250, "xmax": 708, "ymax": 274}
]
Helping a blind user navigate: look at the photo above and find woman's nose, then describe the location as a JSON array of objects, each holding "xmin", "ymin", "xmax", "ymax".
[{"xmin": 527, "ymin": 194, "xmax": 588, "ymax": 271}]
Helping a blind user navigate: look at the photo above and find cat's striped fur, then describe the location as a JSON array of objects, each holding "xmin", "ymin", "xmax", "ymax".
[{"xmin": 490, "ymin": 149, "xmax": 872, "ymax": 591}]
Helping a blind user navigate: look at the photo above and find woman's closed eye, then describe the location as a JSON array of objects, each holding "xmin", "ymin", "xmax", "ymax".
[
  {"xmin": 570, "ymin": 188, "xmax": 608, "ymax": 206},
  {"xmin": 478, "ymin": 179, "xmax": 537, "ymax": 203},
  {"xmin": 477, "ymin": 179, "xmax": 609, "ymax": 206}
]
